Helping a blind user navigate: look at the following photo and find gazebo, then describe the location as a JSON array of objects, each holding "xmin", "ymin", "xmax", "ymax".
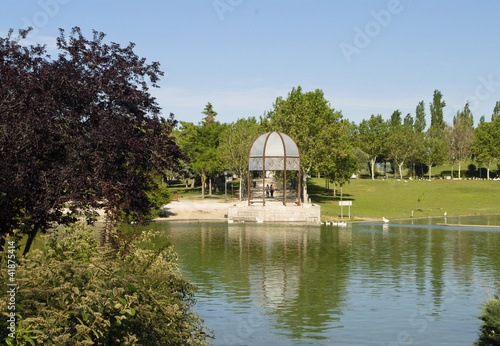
[{"xmin": 248, "ymin": 132, "xmax": 301, "ymax": 206}]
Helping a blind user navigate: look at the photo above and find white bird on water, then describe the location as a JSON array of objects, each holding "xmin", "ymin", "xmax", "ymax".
[
  {"xmin": 444, "ymin": 211, "xmax": 447, "ymax": 216},
  {"xmin": 383, "ymin": 217, "xmax": 389, "ymax": 223}
]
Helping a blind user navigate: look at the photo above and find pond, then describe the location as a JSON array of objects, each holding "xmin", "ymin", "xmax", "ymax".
[{"xmin": 150, "ymin": 216, "xmax": 500, "ymax": 345}]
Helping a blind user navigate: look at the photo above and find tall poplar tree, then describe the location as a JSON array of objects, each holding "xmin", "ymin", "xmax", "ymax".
[
  {"xmin": 492, "ymin": 101, "xmax": 500, "ymax": 121},
  {"xmin": 425, "ymin": 90, "xmax": 448, "ymax": 179},
  {"xmin": 430, "ymin": 90, "xmax": 446, "ymax": 131},
  {"xmin": 414, "ymin": 100, "xmax": 427, "ymax": 133}
]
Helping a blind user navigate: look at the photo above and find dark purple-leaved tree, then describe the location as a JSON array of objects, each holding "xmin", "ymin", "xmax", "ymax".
[{"xmin": 0, "ymin": 27, "xmax": 184, "ymax": 255}]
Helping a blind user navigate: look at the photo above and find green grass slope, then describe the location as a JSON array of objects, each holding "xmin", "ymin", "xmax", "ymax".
[{"xmin": 308, "ymin": 178, "xmax": 500, "ymax": 221}]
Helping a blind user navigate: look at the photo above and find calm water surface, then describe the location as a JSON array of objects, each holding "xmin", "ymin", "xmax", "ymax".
[{"xmin": 153, "ymin": 216, "xmax": 500, "ymax": 345}]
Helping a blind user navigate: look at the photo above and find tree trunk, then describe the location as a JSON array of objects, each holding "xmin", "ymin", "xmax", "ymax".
[
  {"xmin": 302, "ymin": 166, "xmax": 310, "ymax": 203},
  {"xmin": 191, "ymin": 178, "xmax": 195, "ymax": 188},
  {"xmin": 238, "ymin": 170, "xmax": 243, "ymax": 201},
  {"xmin": 398, "ymin": 160, "xmax": 404, "ymax": 180},
  {"xmin": 201, "ymin": 173, "xmax": 206, "ymax": 199},
  {"xmin": 209, "ymin": 176, "xmax": 212, "ymax": 196},
  {"xmin": 487, "ymin": 163, "xmax": 491, "ymax": 180},
  {"xmin": 428, "ymin": 159, "xmax": 432, "ymax": 180},
  {"xmin": 370, "ymin": 157, "xmax": 376, "ymax": 180},
  {"xmin": 458, "ymin": 162, "xmax": 462, "ymax": 179}
]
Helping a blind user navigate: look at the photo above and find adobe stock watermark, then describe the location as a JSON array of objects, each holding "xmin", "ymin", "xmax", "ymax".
[
  {"xmin": 444, "ymin": 74, "xmax": 500, "ymax": 122},
  {"xmin": 380, "ymin": 278, "xmax": 460, "ymax": 346},
  {"xmin": 221, "ymin": 311, "xmax": 265, "ymax": 345},
  {"xmin": 213, "ymin": 0, "xmax": 243, "ymax": 21},
  {"xmin": 21, "ymin": 0, "xmax": 71, "ymax": 35},
  {"xmin": 339, "ymin": 0, "xmax": 408, "ymax": 64}
]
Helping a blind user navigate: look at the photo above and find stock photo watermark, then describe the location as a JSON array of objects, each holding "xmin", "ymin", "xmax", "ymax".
[
  {"xmin": 444, "ymin": 74, "xmax": 500, "ymax": 122},
  {"xmin": 6, "ymin": 239, "xmax": 17, "ymax": 339},
  {"xmin": 213, "ymin": 0, "xmax": 243, "ymax": 21},
  {"xmin": 339, "ymin": 0, "xmax": 409, "ymax": 63},
  {"xmin": 21, "ymin": 0, "xmax": 71, "ymax": 35},
  {"xmin": 380, "ymin": 278, "xmax": 460, "ymax": 346},
  {"xmin": 222, "ymin": 312, "xmax": 265, "ymax": 345}
]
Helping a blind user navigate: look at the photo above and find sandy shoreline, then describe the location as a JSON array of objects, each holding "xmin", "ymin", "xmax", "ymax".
[{"xmin": 157, "ymin": 199, "xmax": 236, "ymax": 221}]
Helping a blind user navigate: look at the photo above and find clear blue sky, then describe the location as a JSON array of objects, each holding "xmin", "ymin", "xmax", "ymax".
[{"xmin": 2, "ymin": 0, "xmax": 500, "ymax": 127}]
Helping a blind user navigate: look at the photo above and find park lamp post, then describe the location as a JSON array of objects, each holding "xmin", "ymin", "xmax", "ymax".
[{"xmin": 224, "ymin": 170, "xmax": 228, "ymax": 203}]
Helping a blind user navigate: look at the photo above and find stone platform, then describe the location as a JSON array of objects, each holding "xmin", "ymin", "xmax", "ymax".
[{"xmin": 227, "ymin": 202, "xmax": 321, "ymax": 224}]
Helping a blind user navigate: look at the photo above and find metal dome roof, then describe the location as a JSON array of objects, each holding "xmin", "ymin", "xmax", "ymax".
[{"xmin": 249, "ymin": 132, "xmax": 300, "ymax": 158}]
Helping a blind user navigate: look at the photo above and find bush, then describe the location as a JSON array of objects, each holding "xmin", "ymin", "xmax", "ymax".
[
  {"xmin": 0, "ymin": 224, "xmax": 213, "ymax": 345},
  {"xmin": 147, "ymin": 182, "xmax": 172, "ymax": 219},
  {"xmin": 476, "ymin": 289, "xmax": 500, "ymax": 346}
]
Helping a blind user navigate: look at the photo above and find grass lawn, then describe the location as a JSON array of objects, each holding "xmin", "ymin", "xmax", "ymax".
[{"xmin": 308, "ymin": 177, "xmax": 500, "ymax": 221}]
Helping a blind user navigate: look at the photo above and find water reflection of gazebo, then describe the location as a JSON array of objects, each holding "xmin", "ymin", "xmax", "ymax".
[{"xmin": 248, "ymin": 132, "xmax": 301, "ymax": 206}]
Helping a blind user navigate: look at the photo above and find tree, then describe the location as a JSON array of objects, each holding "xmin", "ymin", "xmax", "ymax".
[
  {"xmin": 492, "ymin": 101, "xmax": 500, "ymax": 121},
  {"xmin": 430, "ymin": 90, "xmax": 446, "ymax": 131},
  {"xmin": 390, "ymin": 109, "xmax": 402, "ymax": 127},
  {"xmin": 414, "ymin": 100, "xmax": 427, "ymax": 133},
  {"xmin": 472, "ymin": 118, "xmax": 500, "ymax": 180},
  {"xmin": 0, "ymin": 28, "xmax": 183, "ymax": 254},
  {"xmin": 424, "ymin": 127, "xmax": 448, "ymax": 180},
  {"xmin": 447, "ymin": 102, "xmax": 474, "ymax": 179},
  {"xmin": 321, "ymin": 119, "xmax": 358, "ymax": 195},
  {"xmin": 202, "ymin": 102, "xmax": 217, "ymax": 124},
  {"xmin": 176, "ymin": 108, "xmax": 225, "ymax": 198},
  {"xmin": 358, "ymin": 115, "xmax": 389, "ymax": 179},
  {"xmin": 387, "ymin": 118, "xmax": 418, "ymax": 179},
  {"xmin": 218, "ymin": 117, "xmax": 263, "ymax": 201},
  {"xmin": 266, "ymin": 86, "xmax": 345, "ymax": 201}
]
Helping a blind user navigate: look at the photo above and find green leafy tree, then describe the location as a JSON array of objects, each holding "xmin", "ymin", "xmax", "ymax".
[
  {"xmin": 424, "ymin": 126, "xmax": 448, "ymax": 180},
  {"xmin": 414, "ymin": 100, "xmax": 427, "ymax": 133},
  {"xmin": 387, "ymin": 117, "xmax": 418, "ymax": 179},
  {"xmin": 430, "ymin": 90, "xmax": 446, "ymax": 131},
  {"xmin": 202, "ymin": 102, "xmax": 218, "ymax": 124},
  {"xmin": 358, "ymin": 115, "xmax": 389, "ymax": 180},
  {"xmin": 472, "ymin": 118, "xmax": 500, "ymax": 179},
  {"xmin": 176, "ymin": 107, "xmax": 225, "ymax": 198},
  {"xmin": 447, "ymin": 102, "xmax": 474, "ymax": 179},
  {"xmin": 218, "ymin": 117, "xmax": 263, "ymax": 201},
  {"xmin": 424, "ymin": 90, "xmax": 448, "ymax": 179},
  {"xmin": 266, "ymin": 86, "xmax": 345, "ymax": 201},
  {"xmin": 321, "ymin": 120, "xmax": 358, "ymax": 194},
  {"xmin": 492, "ymin": 101, "xmax": 500, "ymax": 121}
]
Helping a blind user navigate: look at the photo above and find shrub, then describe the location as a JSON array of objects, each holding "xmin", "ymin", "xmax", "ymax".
[
  {"xmin": 475, "ymin": 288, "xmax": 500, "ymax": 346},
  {"xmin": 0, "ymin": 224, "xmax": 213, "ymax": 345}
]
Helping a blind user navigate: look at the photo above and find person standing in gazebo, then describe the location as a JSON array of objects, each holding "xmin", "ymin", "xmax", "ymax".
[
  {"xmin": 270, "ymin": 184, "xmax": 274, "ymax": 198},
  {"xmin": 266, "ymin": 184, "xmax": 270, "ymax": 198}
]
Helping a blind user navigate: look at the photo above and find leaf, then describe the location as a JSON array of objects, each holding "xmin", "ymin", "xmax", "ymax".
[{"xmin": 22, "ymin": 335, "xmax": 36, "ymax": 346}]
